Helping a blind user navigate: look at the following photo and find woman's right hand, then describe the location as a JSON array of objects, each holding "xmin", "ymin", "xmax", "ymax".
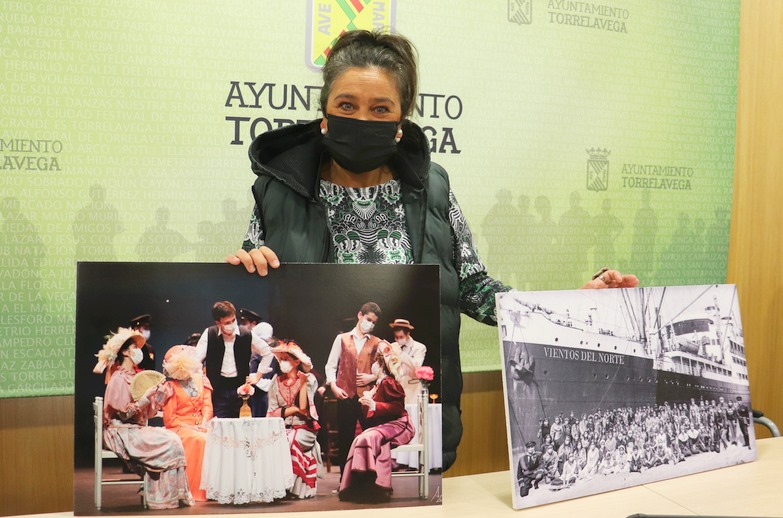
[{"xmin": 225, "ymin": 246, "xmax": 280, "ymax": 276}]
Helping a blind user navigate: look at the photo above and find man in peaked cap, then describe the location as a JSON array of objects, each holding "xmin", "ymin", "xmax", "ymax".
[
  {"xmin": 239, "ymin": 308, "xmax": 262, "ymax": 330},
  {"xmin": 249, "ymin": 322, "xmax": 279, "ymax": 417},
  {"xmin": 736, "ymin": 396, "xmax": 752, "ymax": 449},
  {"xmin": 130, "ymin": 313, "xmax": 156, "ymax": 371},
  {"xmin": 517, "ymin": 440, "xmax": 544, "ymax": 497}
]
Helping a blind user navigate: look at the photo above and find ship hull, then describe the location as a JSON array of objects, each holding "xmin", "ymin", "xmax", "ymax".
[
  {"xmin": 504, "ymin": 340, "xmax": 750, "ymax": 450},
  {"xmin": 655, "ymin": 369, "xmax": 751, "ymax": 406},
  {"xmin": 504, "ymin": 340, "xmax": 655, "ymax": 448}
]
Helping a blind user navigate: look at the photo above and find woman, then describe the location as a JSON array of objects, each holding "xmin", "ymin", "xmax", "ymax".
[
  {"xmin": 613, "ymin": 444, "xmax": 630, "ymax": 473},
  {"xmin": 560, "ymin": 451, "xmax": 579, "ymax": 487},
  {"xmin": 94, "ymin": 328, "xmax": 194, "ymax": 509},
  {"xmin": 557, "ymin": 435, "xmax": 574, "ymax": 474},
  {"xmin": 226, "ymin": 29, "xmax": 639, "ymax": 469},
  {"xmin": 539, "ymin": 443, "xmax": 559, "ymax": 484},
  {"xmin": 266, "ymin": 341, "xmax": 320, "ymax": 499},
  {"xmin": 581, "ymin": 440, "xmax": 600, "ymax": 479},
  {"xmin": 162, "ymin": 345, "xmax": 213, "ymax": 502},
  {"xmin": 628, "ymin": 444, "xmax": 643, "ymax": 473},
  {"xmin": 338, "ymin": 341, "xmax": 415, "ymax": 503}
]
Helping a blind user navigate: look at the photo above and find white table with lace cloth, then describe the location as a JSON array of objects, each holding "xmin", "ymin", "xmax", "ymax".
[{"xmin": 201, "ymin": 417, "xmax": 294, "ymax": 504}]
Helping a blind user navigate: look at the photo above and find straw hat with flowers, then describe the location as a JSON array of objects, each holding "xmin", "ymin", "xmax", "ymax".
[
  {"xmin": 270, "ymin": 341, "xmax": 313, "ymax": 372},
  {"xmin": 93, "ymin": 327, "xmax": 145, "ymax": 375}
]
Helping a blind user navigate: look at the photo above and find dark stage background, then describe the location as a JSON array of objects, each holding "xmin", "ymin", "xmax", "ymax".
[{"xmin": 74, "ymin": 262, "xmax": 440, "ymax": 465}]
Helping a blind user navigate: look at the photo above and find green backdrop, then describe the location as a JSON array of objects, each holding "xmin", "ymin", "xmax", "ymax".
[{"xmin": 0, "ymin": 0, "xmax": 740, "ymax": 397}]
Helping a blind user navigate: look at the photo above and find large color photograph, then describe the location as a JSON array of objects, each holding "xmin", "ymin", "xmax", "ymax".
[
  {"xmin": 497, "ymin": 284, "xmax": 755, "ymax": 510},
  {"xmin": 73, "ymin": 262, "xmax": 441, "ymax": 513}
]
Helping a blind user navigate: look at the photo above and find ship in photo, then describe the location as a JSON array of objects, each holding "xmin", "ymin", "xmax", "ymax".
[{"xmin": 497, "ymin": 284, "xmax": 750, "ymax": 446}]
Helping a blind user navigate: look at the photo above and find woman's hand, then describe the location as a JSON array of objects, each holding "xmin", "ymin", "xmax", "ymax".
[
  {"xmin": 142, "ymin": 381, "xmax": 166, "ymax": 403},
  {"xmin": 581, "ymin": 269, "xmax": 639, "ymax": 290},
  {"xmin": 225, "ymin": 246, "xmax": 280, "ymax": 276},
  {"xmin": 358, "ymin": 396, "xmax": 376, "ymax": 411}
]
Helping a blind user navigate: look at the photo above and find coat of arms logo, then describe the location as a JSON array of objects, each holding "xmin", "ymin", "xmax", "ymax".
[
  {"xmin": 586, "ymin": 148, "xmax": 610, "ymax": 191},
  {"xmin": 306, "ymin": 0, "xmax": 396, "ymax": 71}
]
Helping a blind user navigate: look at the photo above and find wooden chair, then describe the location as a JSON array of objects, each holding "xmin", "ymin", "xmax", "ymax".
[{"xmin": 93, "ymin": 396, "xmax": 147, "ymax": 510}]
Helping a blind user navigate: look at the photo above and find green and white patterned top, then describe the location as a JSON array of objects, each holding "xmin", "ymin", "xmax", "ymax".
[{"xmin": 242, "ymin": 178, "xmax": 510, "ymax": 324}]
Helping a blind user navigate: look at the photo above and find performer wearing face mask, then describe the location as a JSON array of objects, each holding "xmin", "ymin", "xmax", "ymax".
[
  {"xmin": 266, "ymin": 341, "xmax": 319, "ymax": 499},
  {"xmin": 324, "ymin": 301, "xmax": 382, "ymax": 474},
  {"xmin": 375, "ymin": 318, "xmax": 427, "ymax": 404},
  {"xmin": 195, "ymin": 300, "xmax": 271, "ymax": 418},
  {"xmin": 130, "ymin": 313, "xmax": 156, "ymax": 371},
  {"xmin": 93, "ymin": 328, "xmax": 194, "ymax": 509}
]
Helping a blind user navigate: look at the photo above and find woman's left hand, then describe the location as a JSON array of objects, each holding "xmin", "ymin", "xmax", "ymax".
[
  {"xmin": 359, "ymin": 396, "xmax": 376, "ymax": 411},
  {"xmin": 580, "ymin": 269, "xmax": 639, "ymax": 290}
]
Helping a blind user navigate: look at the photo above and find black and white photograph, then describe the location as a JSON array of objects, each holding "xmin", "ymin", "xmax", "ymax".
[
  {"xmin": 73, "ymin": 262, "xmax": 442, "ymax": 514},
  {"xmin": 496, "ymin": 284, "xmax": 756, "ymax": 510}
]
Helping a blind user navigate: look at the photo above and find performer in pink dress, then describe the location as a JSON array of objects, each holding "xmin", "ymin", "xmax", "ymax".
[
  {"xmin": 162, "ymin": 345, "xmax": 213, "ymax": 502},
  {"xmin": 94, "ymin": 328, "xmax": 194, "ymax": 510},
  {"xmin": 338, "ymin": 341, "xmax": 416, "ymax": 503}
]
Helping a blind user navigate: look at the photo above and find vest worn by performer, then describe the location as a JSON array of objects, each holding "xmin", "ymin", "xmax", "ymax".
[
  {"xmin": 204, "ymin": 326, "xmax": 252, "ymax": 389},
  {"xmin": 336, "ymin": 333, "xmax": 380, "ymax": 398}
]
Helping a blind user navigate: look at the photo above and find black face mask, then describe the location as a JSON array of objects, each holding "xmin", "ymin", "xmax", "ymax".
[{"xmin": 321, "ymin": 113, "xmax": 399, "ymax": 173}]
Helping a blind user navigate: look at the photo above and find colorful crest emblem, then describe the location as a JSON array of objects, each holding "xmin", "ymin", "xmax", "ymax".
[
  {"xmin": 306, "ymin": 0, "xmax": 396, "ymax": 71},
  {"xmin": 586, "ymin": 148, "xmax": 610, "ymax": 191}
]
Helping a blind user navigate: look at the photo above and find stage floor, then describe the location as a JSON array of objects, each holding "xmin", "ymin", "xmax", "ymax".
[{"xmin": 74, "ymin": 461, "xmax": 441, "ymax": 515}]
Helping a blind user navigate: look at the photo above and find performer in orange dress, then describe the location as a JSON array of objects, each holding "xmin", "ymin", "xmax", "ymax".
[{"xmin": 162, "ymin": 345, "xmax": 214, "ymax": 502}]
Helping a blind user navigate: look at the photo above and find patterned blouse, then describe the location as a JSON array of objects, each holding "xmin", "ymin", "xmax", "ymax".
[{"xmin": 242, "ymin": 179, "xmax": 509, "ymax": 324}]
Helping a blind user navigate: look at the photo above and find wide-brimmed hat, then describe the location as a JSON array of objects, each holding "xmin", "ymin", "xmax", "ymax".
[
  {"xmin": 93, "ymin": 328, "xmax": 145, "ymax": 374},
  {"xmin": 163, "ymin": 345, "xmax": 198, "ymax": 380},
  {"xmin": 376, "ymin": 340, "xmax": 402, "ymax": 379},
  {"xmin": 271, "ymin": 341, "xmax": 312, "ymax": 372},
  {"xmin": 388, "ymin": 318, "xmax": 414, "ymax": 330}
]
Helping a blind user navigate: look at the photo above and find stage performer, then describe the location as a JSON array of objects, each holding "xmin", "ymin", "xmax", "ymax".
[
  {"xmin": 195, "ymin": 300, "xmax": 271, "ymax": 418},
  {"xmin": 324, "ymin": 301, "xmax": 382, "ymax": 473},
  {"xmin": 162, "ymin": 345, "xmax": 213, "ymax": 502},
  {"xmin": 266, "ymin": 341, "xmax": 320, "ymax": 499},
  {"xmin": 338, "ymin": 341, "xmax": 415, "ymax": 503},
  {"xmin": 94, "ymin": 328, "xmax": 194, "ymax": 509}
]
